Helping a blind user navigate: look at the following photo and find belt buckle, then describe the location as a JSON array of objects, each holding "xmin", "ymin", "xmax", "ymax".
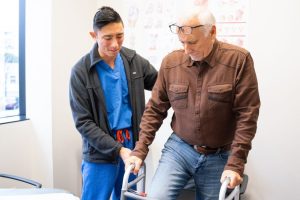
[
  {"xmin": 193, "ymin": 145, "xmax": 207, "ymax": 155},
  {"xmin": 193, "ymin": 145, "xmax": 199, "ymax": 151},
  {"xmin": 194, "ymin": 145, "xmax": 208, "ymax": 150},
  {"xmin": 194, "ymin": 144, "xmax": 208, "ymax": 150},
  {"xmin": 193, "ymin": 145, "xmax": 218, "ymax": 155}
]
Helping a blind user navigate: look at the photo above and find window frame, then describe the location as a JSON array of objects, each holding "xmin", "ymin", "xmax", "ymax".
[
  {"xmin": 19, "ymin": 0, "xmax": 26, "ymax": 118},
  {"xmin": 0, "ymin": 0, "xmax": 27, "ymax": 124}
]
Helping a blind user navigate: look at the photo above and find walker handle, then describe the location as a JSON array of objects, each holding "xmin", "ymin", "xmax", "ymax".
[
  {"xmin": 122, "ymin": 164, "xmax": 135, "ymax": 192},
  {"xmin": 219, "ymin": 177, "xmax": 240, "ymax": 200},
  {"xmin": 121, "ymin": 163, "xmax": 147, "ymax": 200}
]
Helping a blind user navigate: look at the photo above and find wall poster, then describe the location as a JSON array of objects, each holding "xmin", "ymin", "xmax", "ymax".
[{"xmin": 121, "ymin": 0, "xmax": 249, "ymax": 68}]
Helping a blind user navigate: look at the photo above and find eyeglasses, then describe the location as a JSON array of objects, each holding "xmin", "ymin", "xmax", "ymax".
[{"xmin": 169, "ymin": 24, "xmax": 205, "ymax": 35}]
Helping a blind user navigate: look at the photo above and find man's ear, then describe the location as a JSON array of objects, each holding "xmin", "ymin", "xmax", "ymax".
[
  {"xmin": 210, "ymin": 25, "xmax": 216, "ymax": 37},
  {"xmin": 89, "ymin": 31, "xmax": 96, "ymax": 39}
]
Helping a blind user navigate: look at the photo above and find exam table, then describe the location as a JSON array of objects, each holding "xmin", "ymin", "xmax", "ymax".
[{"xmin": 0, "ymin": 173, "xmax": 79, "ymax": 200}]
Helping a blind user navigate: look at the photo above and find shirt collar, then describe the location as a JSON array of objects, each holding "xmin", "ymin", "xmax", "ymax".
[{"xmin": 89, "ymin": 43, "xmax": 103, "ymax": 71}]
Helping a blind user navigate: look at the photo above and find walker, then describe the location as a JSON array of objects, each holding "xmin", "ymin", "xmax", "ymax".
[{"xmin": 121, "ymin": 164, "xmax": 248, "ymax": 200}]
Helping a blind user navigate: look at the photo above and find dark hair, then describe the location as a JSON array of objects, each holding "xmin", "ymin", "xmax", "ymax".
[{"xmin": 93, "ymin": 6, "xmax": 123, "ymax": 30}]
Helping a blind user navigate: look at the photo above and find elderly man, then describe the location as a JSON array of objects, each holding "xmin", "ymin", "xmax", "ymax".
[{"xmin": 125, "ymin": 7, "xmax": 260, "ymax": 200}]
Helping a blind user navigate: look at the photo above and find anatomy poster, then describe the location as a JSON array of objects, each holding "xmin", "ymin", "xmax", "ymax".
[{"xmin": 121, "ymin": 0, "xmax": 249, "ymax": 67}]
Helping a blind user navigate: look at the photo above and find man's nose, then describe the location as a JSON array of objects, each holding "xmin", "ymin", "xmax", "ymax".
[{"xmin": 111, "ymin": 38, "xmax": 119, "ymax": 48}]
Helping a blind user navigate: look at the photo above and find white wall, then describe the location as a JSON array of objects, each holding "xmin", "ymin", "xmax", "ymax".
[
  {"xmin": 0, "ymin": 121, "xmax": 41, "ymax": 188},
  {"xmin": 51, "ymin": 0, "xmax": 96, "ymax": 196},
  {"xmin": 26, "ymin": 0, "xmax": 54, "ymax": 188},
  {"xmin": 0, "ymin": 0, "xmax": 300, "ymax": 199},
  {"xmin": 244, "ymin": 0, "xmax": 300, "ymax": 199}
]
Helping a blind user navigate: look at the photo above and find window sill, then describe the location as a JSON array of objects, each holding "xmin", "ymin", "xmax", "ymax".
[{"xmin": 0, "ymin": 115, "xmax": 29, "ymax": 125}]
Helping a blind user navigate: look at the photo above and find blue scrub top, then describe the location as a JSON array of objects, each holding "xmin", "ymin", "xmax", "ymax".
[{"xmin": 96, "ymin": 53, "xmax": 132, "ymax": 131}]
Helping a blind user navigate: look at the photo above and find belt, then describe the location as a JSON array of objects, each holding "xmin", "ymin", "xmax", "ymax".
[{"xmin": 193, "ymin": 144, "xmax": 231, "ymax": 155}]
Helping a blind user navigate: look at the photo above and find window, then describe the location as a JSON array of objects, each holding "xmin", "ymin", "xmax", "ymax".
[{"xmin": 0, "ymin": 0, "xmax": 26, "ymax": 123}]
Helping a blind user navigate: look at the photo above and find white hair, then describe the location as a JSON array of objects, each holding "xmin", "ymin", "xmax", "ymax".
[{"xmin": 175, "ymin": 5, "xmax": 216, "ymax": 36}]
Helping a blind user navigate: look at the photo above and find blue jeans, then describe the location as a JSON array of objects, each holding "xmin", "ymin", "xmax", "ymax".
[{"xmin": 148, "ymin": 133, "xmax": 229, "ymax": 200}]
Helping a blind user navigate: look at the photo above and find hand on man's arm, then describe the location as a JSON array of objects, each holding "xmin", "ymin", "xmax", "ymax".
[{"xmin": 119, "ymin": 147, "xmax": 132, "ymax": 161}]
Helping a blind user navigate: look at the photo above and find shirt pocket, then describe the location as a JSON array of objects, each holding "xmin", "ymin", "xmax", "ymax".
[
  {"xmin": 169, "ymin": 84, "xmax": 189, "ymax": 109},
  {"xmin": 208, "ymin": 84, "xmax": 233, "ymax": 103}
]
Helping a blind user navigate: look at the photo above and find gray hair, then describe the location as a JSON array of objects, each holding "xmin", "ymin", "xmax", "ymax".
[{"xmin": 176, "ymin": 6, "xmax": 216, "ymax": 36}]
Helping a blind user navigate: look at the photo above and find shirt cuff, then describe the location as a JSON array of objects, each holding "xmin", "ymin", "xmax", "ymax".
[
  {"xmin": 130, "ymin": 141, "xmax": 149, "ymax": 160},
  {"xmin": 224, "ymin": 155, "xmax": 245, "ymax": 176}
]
